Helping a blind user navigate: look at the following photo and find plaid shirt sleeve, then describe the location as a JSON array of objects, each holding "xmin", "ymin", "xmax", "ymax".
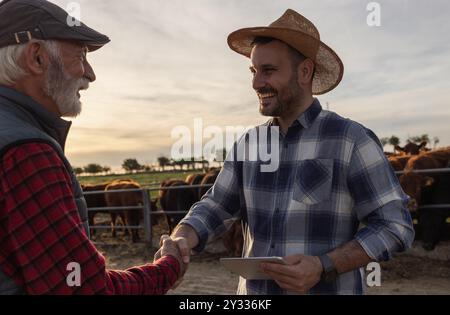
[
  {"xmin": 347, "ymin": 127, "xmax": 415, "ymax": 261},
  {"xmin": 0, "ymin": 142, "xmax": 180, "ymax": 295}
]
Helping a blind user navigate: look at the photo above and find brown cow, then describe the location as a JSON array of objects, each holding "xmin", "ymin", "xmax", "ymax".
[
  {"xmin": 400, "ymin": 149, "xmax": 449, "ymax": 209},
  {"xmin": 105, "ymin": 179, "xmax": 143, "ymax": 242},
  {"xmin": 198, "ymin": 168, "xmax": 220, "ymax": 199},
  {"xmin": 388, "ymin": 155, "xmax": 413, "ymax": 173},
  {"xmin": 396, "ymin": 155, "xmax": 414, "ymax": 169},
  {"xmin": 399, "ymin": 147, "xmax": 450, "ymax": 250},
  {"xmin": 185, "ymin": 173, "xmax": 206, "ymax": 185},
  {"xmin": 388, "ymin": 157, "xmax": 404, "ymax": 172}
]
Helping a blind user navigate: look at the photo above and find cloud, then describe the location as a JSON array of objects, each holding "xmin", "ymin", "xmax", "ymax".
[{"xmin": 48, "ymin": 0, "xmax": 450, "ymax": 168}]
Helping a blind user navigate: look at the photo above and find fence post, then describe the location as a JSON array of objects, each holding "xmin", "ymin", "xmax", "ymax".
[{"xmin": 142, "ymin": 188, "xmax": 152, "ymax": 245}]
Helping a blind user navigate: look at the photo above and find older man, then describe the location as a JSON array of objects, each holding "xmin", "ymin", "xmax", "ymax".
[
  {"xmin": 168, "ymin": 9, "xmax": 415, "ymax": 294},
  {"xmin": 0, "ymin": 0, "xmax": 182, "ymax": 294}
]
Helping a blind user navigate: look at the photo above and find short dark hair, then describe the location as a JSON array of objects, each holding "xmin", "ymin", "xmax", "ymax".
[
  {"xmin": 251, "ymin": 36, "xmax": 315, "ymax": 81},
  {"xmin": 251, "ymin": 36, "xmax": 306, "ymax": 68}
]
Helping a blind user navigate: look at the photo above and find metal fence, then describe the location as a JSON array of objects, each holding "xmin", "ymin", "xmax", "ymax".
[
  {"xmin": 394, "ymin": 168, "xmax": 450, "ymax": 210},
  {"xmin": 84, "ymin": 167, "xmax": 450, "ymax": 244},
  {"xmin": 83, "ymin": 183, "xmax": 213, "ymax": 244}
]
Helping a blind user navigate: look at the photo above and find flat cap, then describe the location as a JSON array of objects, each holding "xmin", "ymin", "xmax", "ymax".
[{"xmin": 0, "ymin": 0, "xmax": 110, "ymax": 51}]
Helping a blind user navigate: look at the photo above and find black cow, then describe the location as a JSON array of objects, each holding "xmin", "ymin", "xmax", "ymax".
[
  {"xmin": 417, "ymin": 168, "xmax": 450, "ymax": 251},
  {"xmin": 159, "ymin": 180, "xmax": 198, "ymax": 233},
  {"xmin": 81, "ymin": 183, "xmax": 109, "ymax": 235}
]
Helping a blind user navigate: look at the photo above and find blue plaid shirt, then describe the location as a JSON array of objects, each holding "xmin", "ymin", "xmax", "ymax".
[{"xmin": 181, "ymin": 98, "xmax": 414, "ymax": 295}]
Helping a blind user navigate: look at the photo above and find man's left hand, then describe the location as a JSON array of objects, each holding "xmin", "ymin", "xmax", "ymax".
[{"xmin": 261, "ymin": 254, "xmax": 323, "ymax": 294}]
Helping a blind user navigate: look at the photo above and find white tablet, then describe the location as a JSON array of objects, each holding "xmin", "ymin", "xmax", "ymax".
[{"xmin": 220, "ymin": 257, "xmax": 286, "ymax": 280}]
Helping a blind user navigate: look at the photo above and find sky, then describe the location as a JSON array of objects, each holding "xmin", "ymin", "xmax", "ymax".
[{"xmin": 48, "ymin": 0, "xmax": 450, "ymax": 170}]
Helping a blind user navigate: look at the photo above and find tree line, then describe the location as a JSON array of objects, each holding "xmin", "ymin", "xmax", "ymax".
[
  {"xmin": 75, "ymin": 149, "xmax": 228, "ymax": 176},
  {"xmin": 379, "ymin": 134, "xmax": 439, "ymax": 151}
]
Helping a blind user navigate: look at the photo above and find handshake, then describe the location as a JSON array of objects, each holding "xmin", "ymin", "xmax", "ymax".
[{"xmin": 153, "ymin": 225, "xmax": 199, "ymax": 289}]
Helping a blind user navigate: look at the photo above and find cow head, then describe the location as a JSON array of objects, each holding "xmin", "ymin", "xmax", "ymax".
[
  {"xmin": 396, "ymin": 141, "xmax": 428, "ymax": 155},
  {"xmin": 399, "ymin": 172, "xmax": 434, "ymax": 211}
]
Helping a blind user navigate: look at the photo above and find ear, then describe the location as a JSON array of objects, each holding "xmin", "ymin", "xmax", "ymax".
[
  {"xmin": 297, "ymin": 58, "xmax": 315, "ymax": 85},
  {"xmin": 422, "ymin": 176, "xmax": 434, "ymax": 187},
  {"xmin": 21, "ymin": 41, "xmax": 49, "ymax": 75}
]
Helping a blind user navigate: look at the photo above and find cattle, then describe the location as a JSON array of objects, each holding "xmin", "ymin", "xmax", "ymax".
[
  {"xmin": 221, "ymin": 220, "xmax": 244, "ymax": 257},
  {"xmin": 162, "ymin": 168, "xmax": 244, "ymax": 254},
  {"xmin": 397, "ymin": 155, "xmax": 414, "ymax": 168},
  {"xmin": 400, "ymin": 150, "xmax": 449, "ymax": 204},
  {"xmin": 81, "ymin": 183, "xmax": 109, "ymax": 235},
  {"xmin": 164, "ymin": 168, "xmax": 246, "ymax": 255},
  {"xmin": 387, "ymin": 155, "xmax": 414, "ymax": 180},
  {"xmin": 395, "ymin": 141, "xmax": 428, "ymax": 155},
  {"xmin": 195, "ymin": 168, "xmax": 246, "ymax": 255},
  {"xmin": 159, "ymin": 179, "xmax": 198, "ymax": 234},
  {"xmin": 198, "ymin": 168, "xmax": 220, "ymax": 199},
  {"xmin": 387, "ymin": 154, "xmax": 416, "ymax": 173},
  {"xmin": 417, "ymin": 171, "xmax": 450, "ymax": 251},
  {"xmin": 158, "ymin": 169, "xmax": 221, "ymax": 234},
  {"xmin": 399, "ymin": 147, "xmax": 450, "ymax": 250},
  {"xmin": 388, "ymin": 156, "xmax": 405, "ymax": 172},
  {"xmin": 105, "ymin": 179, "xmax": 143, "ymax": 242},
  {"xmin": 185, "ymin": 173, "xmax": 206, "ymax": 185},
  {"xmin": 186, "ymin": 173, "xmax": 206, "ymax": 200}
]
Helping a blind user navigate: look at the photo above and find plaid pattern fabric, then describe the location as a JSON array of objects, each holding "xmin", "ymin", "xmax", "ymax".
[
  {"xmin": 181, "ymin": 98, "xmax": 414, "ymax": 294},
  {"xmin": 0, "ymin": 142, "xmax": 179, "ymax": 295}
]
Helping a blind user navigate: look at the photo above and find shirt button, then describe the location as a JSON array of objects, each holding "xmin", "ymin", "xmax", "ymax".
[{"xmin": 271, "ymin": 243, "xmax": 275, "ymax": 249}]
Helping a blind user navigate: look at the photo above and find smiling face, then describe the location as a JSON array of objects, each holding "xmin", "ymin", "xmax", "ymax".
[
  {"xmin": 43, "ymin": 40, "xmax": 96, "ymax": 117},
  {"xmin": 250, "ymin": 39, "xmax": 303, "ymax": 118}
]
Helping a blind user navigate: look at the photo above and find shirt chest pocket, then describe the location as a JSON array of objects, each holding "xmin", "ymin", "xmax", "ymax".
[{"xmin": 292, "ymin": 159, "xmax": 334, "ymax": 205}]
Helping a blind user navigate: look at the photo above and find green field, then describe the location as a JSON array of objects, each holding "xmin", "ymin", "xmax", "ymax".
[
  {"xmin": 77, "ymin": 171, "xmax": 200, "ymax": 199},
  {"xmin": 77, "ymin": 170, "xmax": 199, "ymax": 186}
]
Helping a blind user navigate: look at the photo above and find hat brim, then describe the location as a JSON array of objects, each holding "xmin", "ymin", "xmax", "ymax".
[
  {"xmin": 43, "ymin": 18, "xmax": 110, "ymax": 52},
  {"xmin": 227, "ymin": 27, "xmax": 344, "ymax": 95}
]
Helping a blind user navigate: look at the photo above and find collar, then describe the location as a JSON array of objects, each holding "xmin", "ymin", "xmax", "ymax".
[
  {"xmin": 267, "ymin": 98, "xmax": 323, "ymax": 130},
  {"xmin": 0, "ymin": 85, "xmax": 72, "ymax": 151}
]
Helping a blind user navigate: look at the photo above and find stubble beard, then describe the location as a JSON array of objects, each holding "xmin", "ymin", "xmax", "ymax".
[{"xmin": 258, "ymin": 72, "xmax": 302, "ymax": 118}]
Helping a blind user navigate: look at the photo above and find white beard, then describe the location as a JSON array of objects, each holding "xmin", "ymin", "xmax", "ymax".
[{"xmin": 43, "ymin": 54, "xmax": 89, "ymax": 118}]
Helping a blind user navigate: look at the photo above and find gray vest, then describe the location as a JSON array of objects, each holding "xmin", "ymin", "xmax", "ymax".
[{"xmin": 0, "ymin": 86, "xmax": 89, "ymax": 294}]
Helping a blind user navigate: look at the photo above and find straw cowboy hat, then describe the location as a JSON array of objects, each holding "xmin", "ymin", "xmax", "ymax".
[{"xmin": 227, "ymin": 9, "xmax": 344, "ymax": 95}]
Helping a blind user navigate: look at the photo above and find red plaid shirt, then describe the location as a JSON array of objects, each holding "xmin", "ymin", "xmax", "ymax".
[{"xmin": 0, "ymin": 142, "xmax": 180, "ymax": 294}]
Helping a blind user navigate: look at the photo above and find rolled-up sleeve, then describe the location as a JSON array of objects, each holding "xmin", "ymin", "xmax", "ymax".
[
  {"xmin": 347, "ymin": 126, "xmax": 415, "ymax": 261},
  {"xmin": 179, "ymin": 143, "xmax": 242, "ymax": 252}
]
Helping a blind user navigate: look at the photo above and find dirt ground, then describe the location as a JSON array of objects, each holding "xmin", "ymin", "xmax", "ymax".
[{"xmin": 93, "ymin": 223, "xmax": 450, "ymax": 295}]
